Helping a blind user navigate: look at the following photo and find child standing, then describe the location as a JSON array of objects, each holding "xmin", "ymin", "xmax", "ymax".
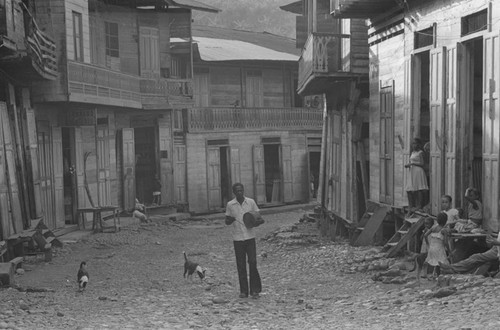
[
  {"xmin": 415, "ymin": 217, "xmax": 435, "ymax": 280},
  {"xmin": 152, "ymin": 175, "xmax": 162, "ymax": 205},
  {"xmin": 424, "ymin": 212, "xmax": 449, "ymax": 278}
]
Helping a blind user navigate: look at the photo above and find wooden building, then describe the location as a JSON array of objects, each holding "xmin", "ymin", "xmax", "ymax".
[
  {"xmin": 0, "ymin": 0, "xmax": 219, "ymax": 240},
  {"xmin": 330, "ymin": 0, "xmax": 500, "ymax": 235},
  {"xmin": 282, "ymin": 0, "xmax": 371, "ymax": 236},
  {"xmin": 187, "ymin": 25, "xmax": 323, "ymax": 213},
  {"xmin": 0, "ymin": 0, "xmax": 58, "ymax": 240}
]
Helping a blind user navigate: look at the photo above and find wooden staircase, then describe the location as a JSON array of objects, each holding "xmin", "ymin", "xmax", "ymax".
[
  {"xmin": 353, "ymin": 201, "xmax": 391, "ymax": 246},
  {"xmin": 385, "ymin": 215, "xmax": 425, "ymax": 257}
]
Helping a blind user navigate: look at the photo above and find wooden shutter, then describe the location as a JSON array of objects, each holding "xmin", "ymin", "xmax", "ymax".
[
  {"xmin": 97, "ymin": 127, "xmax": 111, "ymax": 206},
  {"xmin": 122, "ymin": 128, "xmax": 135, "ymax": 210},
  {"xmin": 380, "ymin": 82, "xmax": 394, "ymax": 204},
  {"xmin": 174, "ymin": 144, "xmax": 186, "ymax": 203},
  {"xmin": 139, "ymin": 27, "xmax": 160, "ymax": 78},
  {"xmin": 158, "ymin": 116, "xmax": 173, "ymax": 204},
  {"xmin": 253, "ymin": 145, "xmax": 266, "ymax": 204},
  {"xmin": 445, "ymin": 44, "xmax": 461, "ymax": 204},
  {"xmin": 482, "ymin": 32, "xmax": 500, "ymax": 232},
  {"xmin": 230, "ymin": 147, "xmax": 241, "ymax": 185},
  {"xmin": 1, "ymin": 103, "xmax": 23, "ymax": 232},
  {"xmin": 51, "ymin": 127, "xmax": 64, "ymax": 228},
  {"xmin": 73, "ymin": 128, "xmax": 86, "ymax": 211},
  {"xmin": 194, "ymin": 74, "xmax": 210, "ymax": 107},
  {"xmin": 281, "ymin": 144, "xmax": 293, "ymax": 202},
  {"xmin": 25, "ymin": 107, "xmax": 42, "ymax": 217},
  {"xmin": 402, "ymin": 56, "xmax": 414, "ymax": 204},
  {"xmin": 331, "ymin": 112, "xmax": 342, "ymax": 212},
  {"xmin": 207, "ymin": 147, "xmax": 221, "ymax": 210},
  {"xmin": 429, "ymin": 47, "xmax": 446, "ymax": 214},
  {"xmin": 0, "ymin": 103, "xmax": 13, "ymax": 238}
]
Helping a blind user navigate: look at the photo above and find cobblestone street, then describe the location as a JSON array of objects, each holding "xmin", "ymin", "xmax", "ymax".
[{"xmin": 2, "ymin": 208, "xmax": 500, "ymax": 330}]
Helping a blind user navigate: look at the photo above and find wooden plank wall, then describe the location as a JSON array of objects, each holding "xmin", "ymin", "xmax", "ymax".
[
  {"xmin": 186, "ymin": 131, "xmax": 310, "ymax": 213},
  {"xmin": 65, "ymin": 0, "xmax": 91, "ymax": 63},
  {"xmin": 350, "ymin": 19, "xmax": 369, "ymax": 75},
  {"xmin": 196, "ymin": 64, "xmax": 297, "ymax": 107}
]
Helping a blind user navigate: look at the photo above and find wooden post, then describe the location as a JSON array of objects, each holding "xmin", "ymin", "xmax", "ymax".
[{"xmin": 317, "ymin": 94, "xmax": 328, "ymax": 207}]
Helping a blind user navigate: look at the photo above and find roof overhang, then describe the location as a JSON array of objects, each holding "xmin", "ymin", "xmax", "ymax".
[
  {"xmin": 280, "ymin": 1, "xmax": 302, "ymax": 15},
  {"xmin": 91, "ymin": 0, "xmax": 220, "ymax": 13},
  {"xmin": 332, "ymin": 0, "xmax": 400, "ymax": 18}
]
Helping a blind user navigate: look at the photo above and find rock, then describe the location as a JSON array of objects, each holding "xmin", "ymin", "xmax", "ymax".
[
  {"xmin": 212, "ymin": 297, "xmax": 229, "ymax": 304},
  {"xmin": 19, "ymin": 304, "xmax": 29, "ymax": 311},
  {"xmin": 15, "ymin": 268, "xmax": 25, "ymax": 275},
  {"xmin": 201, "ymin": 301, "xmax": 213, "ymax": 307},
  {"xmin": 305, "ymin": 304, "xmax": 313, "ymax": 310},
  {"xmin": 98, "ymin": 296, "xmax": 108, "ymax": 301},
  {"xmin": 433, "ymin": 287, "xmax": 457, "ymax": 298},
  {"xmin": 0, "ymin": 322, "xmax": 8, "ymax": 329},
  {"xmin": 57, "ymin": 312, "xmax": 64, "ymax": 317}
]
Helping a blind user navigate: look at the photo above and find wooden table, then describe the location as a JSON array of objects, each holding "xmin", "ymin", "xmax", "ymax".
[
  {"xmin": 77, "ymin": 206, "xmax": 120, "ymax": 233},
  {"xmin": 448, "ymin": 233, "xmax": 487, "ymax": 263}
]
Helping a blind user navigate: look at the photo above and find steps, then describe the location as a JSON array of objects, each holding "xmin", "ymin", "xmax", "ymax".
[
  {"xmin": 353, "ymin": 201, "xmax": 391, "ymax": 246},
  {"xmin": 385, "ymin": 215, "xmax": 425, "ymax": 257}
]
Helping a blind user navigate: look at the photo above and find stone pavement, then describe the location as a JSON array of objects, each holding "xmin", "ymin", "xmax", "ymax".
[{"xmin": 1, "ymin": 206, "xmax": 500, "ymax": 329}]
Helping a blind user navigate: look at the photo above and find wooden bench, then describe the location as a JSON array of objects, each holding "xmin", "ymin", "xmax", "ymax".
[{"xmin": 77, "ymin": 206, "xmax": 120, "ymax": 233}]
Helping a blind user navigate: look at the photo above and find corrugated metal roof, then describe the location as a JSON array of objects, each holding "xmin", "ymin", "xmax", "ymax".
[
  {"xmin": 166, "ymin": 0, "xmax": 220, "ymax": 13},
  {"xmin": 280, "ymin": 1, "xmax": 302, "ymax": 15},
  {"xmin": 193, "ymin": 37, "xmax": 299, "ymax": 62}
]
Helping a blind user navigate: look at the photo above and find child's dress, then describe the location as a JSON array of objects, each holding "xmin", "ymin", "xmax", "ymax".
[{"xmin": 425, "ymin": 230, "xmax": 449, "ymax": 266}]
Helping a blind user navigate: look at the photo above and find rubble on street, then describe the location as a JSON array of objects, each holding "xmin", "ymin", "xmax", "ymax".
[{"xmin": 1, "ymin": 209, "xmax": 500, "ymax": 330}]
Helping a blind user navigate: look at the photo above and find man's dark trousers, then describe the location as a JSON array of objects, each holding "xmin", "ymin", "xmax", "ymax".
[{"xmin": 234, "ymin": 238, "xmax": 261, "ymax": 295}]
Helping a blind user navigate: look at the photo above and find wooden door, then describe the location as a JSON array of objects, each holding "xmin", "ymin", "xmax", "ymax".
[
  {"xmin": 51, "ymin": 127, "xmax": 64, "ymax": 228},
  {"xmin": 97, "ymin": 126, "xmax": 111, "ymax": 206},
  {"xmin": 429, "ymin": 47, "xmax": 446, "ymax": 214},
  {"xmin": 379, "ymin": 82, "xmax": 394, "ymax": 204},
  {"xmin": 37, "ymin": 122, "xmax": 55, "ymax": 228},
  {"xmin": 281, "ymin": 144, "xmax": 293, "ymax": 202},
  {"xmin": 122, "ymin": 128, "xmax": 135, "ymax": 210},
  {"xmin": 207, "ymin": 147, "xmax": 221, "ymax": 210},
  {"xmin": 174, "ymin": 144, "xmax": 186, "ymax": 203},
  {"xmin": 445, "ymin": 44, "xmax": 462, "ymax": 204},
  {"xmin": 402, "ymin": 56, "xmax": 415, "ymax": 205},
  {"xmin": 158, "ymin": 116, "xmax": 174, "ymax": 205},
  {"xmin": 74, "ymin": 128, "xmax": 86, "ymax": 210},
  {"xmin": 139, "ymin": 27, "xmax": 160, "ymax": 78},
  {"xmin": 245, "ymin": 70, "xmax": 263, "ymax": 107},
  {"xmin": 482, "ymin": 32, "xmax": 500, "ymax": 232},
  {"xmin": 230, "ymin": 147, "xmax": 241, "ymax": 185},
  {"xmin": 253, "ymin": 145, "xmax": 266, "ymax": 204},
  {"xmin": 331, "ymin": 112, "xmax": 342, "ymax": 212}
]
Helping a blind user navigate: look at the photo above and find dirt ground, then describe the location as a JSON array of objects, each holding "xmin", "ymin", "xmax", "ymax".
[{"xmin": 1, "ymin": 207, "xmax": 500, "ymax": 330}]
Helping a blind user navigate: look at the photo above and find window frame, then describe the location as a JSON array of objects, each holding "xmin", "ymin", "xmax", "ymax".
[
  {"xmin": 72, "ymin": 11, "xmax": 83, "ymax": 61},
  {"xmin": 105, "ymin": 21, "xmax": 120, "ymax": 58}
]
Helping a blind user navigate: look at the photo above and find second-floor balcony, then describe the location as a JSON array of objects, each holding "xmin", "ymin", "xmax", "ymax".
[
  {"xmin": 67, "ymin": 61, "xmax": 193, "ymax": 109},
  {"xmin": 0, "ymin": 1, "xmax": 57, "ymax": 80},
  {"xmin": 330, "ymin": 0, "xmax": 397, "ymax": 18},
  {"xmin": 188, "ymin": 107, "xmax": 323, "ymax": 132},
  {"xmin": 298, "ymin": 31, "xmax": 368, "ymax": 95}
]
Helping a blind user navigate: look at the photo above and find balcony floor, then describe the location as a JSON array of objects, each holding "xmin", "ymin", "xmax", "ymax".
[{"xmin": 298, "ymin": 72, "xmax": 366, "ymax": 96}]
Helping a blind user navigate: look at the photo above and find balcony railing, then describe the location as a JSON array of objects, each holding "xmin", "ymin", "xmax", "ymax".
[
  {"xmin": 67, "ymin": 61, "xmax": 193, "ymax": 108},
  {"xmin": 298, "ymin": 32, "xmax": 348, "ymax": 91},
  {"xmin": 188, "ymin": 107, "xmax": 323, "ymax": 132},
  {"xmin": 22, "ymin": 3, "xmax": 57, "ymax": 79}
]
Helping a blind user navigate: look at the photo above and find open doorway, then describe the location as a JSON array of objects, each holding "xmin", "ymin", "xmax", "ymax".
[
  {"xmin": 62, "ymin": 127, "xmax": 77, "ymax": 224},
  {"xmin": 263, "ymin": 144, "xmax": 280, "ymax": 203},
  {"xmin": 464, "ymin": 38, "xmax": 484, "ymax": 197},
  {"xmin": 134, "ymin": 127, "xmax": 157, "ymax": 204},
  {"xmin": 416, "ymin": 51, "xmax": 431, "ymax": 206},
  {"xmin": 207, "ymin": 142, "xmax": 232, "ymax": 210},
  {"xmin": 309, "ymin": 151, "xmax": 320, "ymax": 199},
  {"xmin": 220, "ymin": 146, "xmax": 231, "ymax": 206}
]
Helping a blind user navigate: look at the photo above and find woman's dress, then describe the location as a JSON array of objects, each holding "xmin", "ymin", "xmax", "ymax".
[{"xmin": 405, "ymin": 150, "xmax": 429, "ymax": 191}]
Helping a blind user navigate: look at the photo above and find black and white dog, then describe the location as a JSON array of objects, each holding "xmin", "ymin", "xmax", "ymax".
[{"xmin": 183, "ymin": 251, "xmax": 206, "ymax": 281}]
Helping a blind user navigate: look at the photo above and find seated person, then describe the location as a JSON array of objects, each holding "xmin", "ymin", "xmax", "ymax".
[
  {"xmin": 133, "ymin": 198, "xmax": 148, "ymax": 222},
  {"xmin": 454, "ymin": 188, "xmax": 482, "ymax": 233},
  {"xmin": 440, "ymin": 232, "xmax": 500, "ymax": 276},
  {"xmin": 441, "ymin": 195, "xmax": 460, "ymax": 226}
]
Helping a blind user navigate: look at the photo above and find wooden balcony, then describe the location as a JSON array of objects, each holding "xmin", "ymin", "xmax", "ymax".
[
  {"xmin": 0, "ymin": 1, "xmax": 57, "ymax": 80},
  {"xmin": 188, "ymin": 107, "xmax": 323, "ymax": 132},
  {"xmin": 67, "ymin": 61, "xmax": 193, "ymax": 109},
  {"xmin": 140, "ymin": 78, "xmax": 193, "ymax": 109},
  {"xmin": 298, "ymin": 30, "xmax": 368, "ymax": 95},
  {"xmin": 330, "ymin": 0, "xmax": 397, "ymax": 18}
]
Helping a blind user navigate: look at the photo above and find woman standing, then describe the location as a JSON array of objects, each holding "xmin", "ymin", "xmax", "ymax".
[{"xmin": 405, "ymin": 138, "xmax": 429, "ymax": 211}]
